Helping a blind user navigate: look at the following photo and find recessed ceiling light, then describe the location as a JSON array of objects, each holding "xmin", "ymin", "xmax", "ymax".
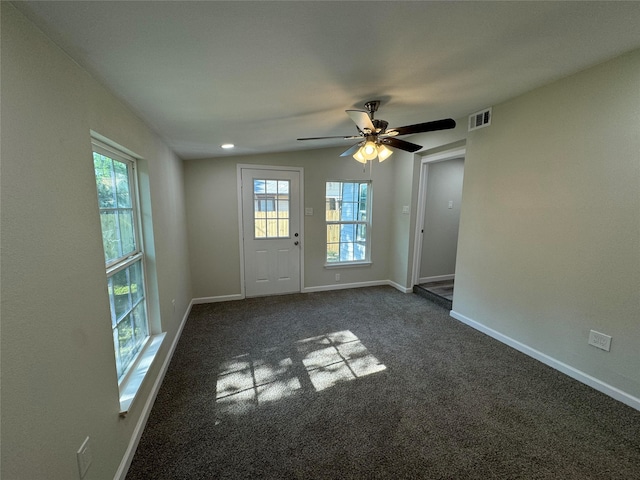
[{"xmin": 221, "ymin": 143, "xmax": 235, "ymax": 149}]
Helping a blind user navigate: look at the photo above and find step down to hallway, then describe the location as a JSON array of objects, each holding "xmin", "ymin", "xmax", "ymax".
[{"xmin": 413, "ymin": 280, "xmax": 454, "ymax": 310}]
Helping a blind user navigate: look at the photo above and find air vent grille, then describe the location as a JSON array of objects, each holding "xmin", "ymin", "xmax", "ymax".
[{"xmin": 468, "ymin": 107, "xmax": 492, "ymax": 131}]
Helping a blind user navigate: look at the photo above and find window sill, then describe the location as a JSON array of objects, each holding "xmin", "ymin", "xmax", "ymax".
[
  {"xmin": 118, "ymin": 333, "xmax": 166, "ymax": 417},
  {"xmin": 324, "ymin": 261, "xmax": 372, "ymax": 269}
]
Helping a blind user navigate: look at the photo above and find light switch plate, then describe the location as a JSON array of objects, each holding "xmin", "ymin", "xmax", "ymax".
[{"xmin": 305, "ymin": 207, "xmax": 313, "ymax": 216}]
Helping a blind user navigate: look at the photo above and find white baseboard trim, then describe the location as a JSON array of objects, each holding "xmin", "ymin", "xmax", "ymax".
[
  {"xmin": 192, "ymin": 293, "xmax": 244, "ymax": 304},
  {"xmin": 303, "ymin": 280, "xmax": 388, "ymax": 293},
  {"xmin": 387, "ymin": 280, "xmax": 413, "ymax": 293},
  {"xmin": 114, "ymin": 299, "xmax": 195, "ymax": 480},
  {"xmin": 418, "ymin": 274, "xmax": 455, "ymax": 283},
  {"xmin": 450, "ymin": 310, "xmax": 640, "ymax": 412},
  {"xmin": 304, "ymin": 280, "xmax": 412, "ymax": 294}
]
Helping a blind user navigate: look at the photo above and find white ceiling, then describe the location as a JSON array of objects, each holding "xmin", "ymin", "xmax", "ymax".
[{"xmin": 14, "ymin": 1, "xmax": 640, "ymax": 160}]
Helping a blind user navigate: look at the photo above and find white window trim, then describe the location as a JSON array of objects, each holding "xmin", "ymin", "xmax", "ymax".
[{"xmin": 91, "ymin": 135, "xmax": 164, "ymax": 416}]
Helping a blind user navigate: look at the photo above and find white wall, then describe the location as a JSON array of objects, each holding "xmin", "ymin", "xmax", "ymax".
[
  {"xmin": 184, "ymin": 148, "xmax": 397, "ymax": 298},
  {"xmin": 420, "ymin": 158, "xmax": 465, "ymax": 279},
  {"xmin": 453, "ymin": 50, "xmax": 640, "ymax": 404},
  {"xmin": 1, "ymin": 4, "xmax": 192, "ymax": 479}
]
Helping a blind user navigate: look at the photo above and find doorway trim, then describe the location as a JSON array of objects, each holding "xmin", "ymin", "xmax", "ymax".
[
  {"xmin": 237, "ymin": 164, "xmax": 305, "ymax": 298},
  {"xmin": 411, "ymin": 148, "xmax": 466, "ymax": 286}
]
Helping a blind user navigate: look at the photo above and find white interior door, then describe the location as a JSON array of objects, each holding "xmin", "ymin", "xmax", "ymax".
[{"xmin": 241, "ymin": 168, "xmax": 301, "ymax": 297}]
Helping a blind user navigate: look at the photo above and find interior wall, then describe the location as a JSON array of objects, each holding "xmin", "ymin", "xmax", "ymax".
[
  {"xmin": 1, "ymin": 4, "xmax": 192, "ymax": 479},
  {"xmin": 184, "ymin": 148, "xmax": 395, "ymax": 298},
  {"xmin": 454, "ymin": 49, "xmax": 640, "ymax": 402},
  {"xmin": 420, "ymin": 158, "xmax": 465, "ymax": 279}
]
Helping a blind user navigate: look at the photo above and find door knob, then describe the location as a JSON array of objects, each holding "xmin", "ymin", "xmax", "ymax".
[{"xmin": 294, "ymin": 241, "xmax": 299, "ymax": 246}]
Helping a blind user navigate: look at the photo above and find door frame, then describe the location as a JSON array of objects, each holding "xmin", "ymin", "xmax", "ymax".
[
  {"xmin": 411, "ymin": 148, "xmax": 466, "ymax": 286},
  {"xmin": 237, "ymin": 164, "xmax": 305, "ymax": 298}
]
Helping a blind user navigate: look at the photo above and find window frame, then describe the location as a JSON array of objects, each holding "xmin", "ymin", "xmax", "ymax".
[
  {"xmin": 92, "ymin": 139, "xmax": 151, "ymax": 387},
  {"xmin": 325, "ymin": 180, "xmax": 372, "ymax": 266}
]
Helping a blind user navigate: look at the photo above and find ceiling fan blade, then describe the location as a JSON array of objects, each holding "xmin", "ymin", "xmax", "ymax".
[
  {"xmin": 340, "ymin": 143, "xmax": 363, "ymax": 157},
  {"xmin": 387, "ymin": 118, "xmax": 456, "ymax": 136},
  {"xmin": 381, "ymin": 137, "xmax": 423, "ymax": 153},
  {"xmin": 297, "ymin": 135, "xmax": 361, "ymax": 141},
  {"xmin": 346, "ymin": 110, "xmax": 375, "ymax": 134}
]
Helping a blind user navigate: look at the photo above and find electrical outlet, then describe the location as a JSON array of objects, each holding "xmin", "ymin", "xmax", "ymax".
[
  {"xmin": 77, "ymin": 437, "xmax": 92, "ymax": 479},
  {"xmin": 588, "ymin": 330, "xmax": 612, "ymax": 352},
  {"xmin": 335, "ymin": 273, "xmax": 340, "ymax": 282}
]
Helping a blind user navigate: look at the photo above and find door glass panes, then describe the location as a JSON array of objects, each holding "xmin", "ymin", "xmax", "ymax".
[
  {"xmin": 325, "ymin": 182, "xmax": 370, "ymax": 263},
  {"xmin": 254, "ymin": 179, "xmax": 290, "ymax": 239}
]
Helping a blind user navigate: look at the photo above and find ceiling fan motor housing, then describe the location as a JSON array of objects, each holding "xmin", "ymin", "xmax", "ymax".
[{"xmin": 372, "ymin": 119, "xmax": 388, "ymax": 134}]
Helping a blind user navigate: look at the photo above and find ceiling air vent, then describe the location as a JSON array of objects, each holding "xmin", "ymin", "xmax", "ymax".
[{"xmin": 468, "ymin": 107, "xmax": 492, "ymax": 131}]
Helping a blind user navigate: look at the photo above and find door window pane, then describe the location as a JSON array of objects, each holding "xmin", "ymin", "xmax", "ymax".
[{"xmin": 253, "ymin": 178, "xmax": 290, "ymax": 239}]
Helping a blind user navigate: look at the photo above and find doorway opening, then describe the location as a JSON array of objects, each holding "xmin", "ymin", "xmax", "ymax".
[{"xmin": 412, "ymin": 148, "xmax": 465, "ymax": 309}]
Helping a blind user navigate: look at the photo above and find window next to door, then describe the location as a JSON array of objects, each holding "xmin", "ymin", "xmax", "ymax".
[{"xmin": 325, "ymin": 181, "xmax": 372, "ymax": 265}]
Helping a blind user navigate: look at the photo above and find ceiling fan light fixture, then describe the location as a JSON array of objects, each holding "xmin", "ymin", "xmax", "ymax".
[
  {"xmin": 352, "ymin": 147, "xmax": 367, "ymax": 163},
  {"xmin": 377, "ymin": 144, "xmax": 393, "ymax": 162},
  {"xmin": 362, "ymin": 140, "xmax": 378, "ymax": 161}
]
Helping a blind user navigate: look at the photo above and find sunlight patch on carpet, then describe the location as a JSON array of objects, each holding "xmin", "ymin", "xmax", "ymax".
[
  {"xmin": 215, "ymin": 330, "xmax": 385, "ymax": 415},
  {"xmin": 296, "ymin": 330, "xmax": 386, "ymax": 392}
]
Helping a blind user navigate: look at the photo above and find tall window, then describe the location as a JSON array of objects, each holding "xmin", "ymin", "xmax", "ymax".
[
  {"xmin": 92, "ymin": 141, "xmax": 149, "ymax": 381},
  {"xmin": 325, "ymin": 181, "xmax": 371, "ymax": 263}
]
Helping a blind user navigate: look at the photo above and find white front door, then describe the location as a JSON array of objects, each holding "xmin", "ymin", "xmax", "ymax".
[{"xmin": 241, "ymin": 167, "xmax": 302, "ymax": 297}]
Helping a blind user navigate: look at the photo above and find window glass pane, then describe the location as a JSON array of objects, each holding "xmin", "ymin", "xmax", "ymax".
[
  {"xmin": 130, "ymin": 260, "xmax": 144, "ymax": 306},
  {"xmin": 340, "ymin": 201, "xmax": 356, "ymax": 221},
  {"xmin": 119, "ymin": 210, "xmax": 135, "ymax": 256},
  {"xmin": 94, "ymin": 153, "xmax": 116, "ymax": 208},
  {"xmin": 117, "ymin": 318, "xmax": 135, "ymax": 375},
  {"xmin": 132, "ymin": 302, "xmax": 148, "ymax": 344},
  {"xmin": 354, "ymin": 242, "xmax": 366, "ymax": 261},
  {"xmin": 114, "ymin": 160, "xmax": 131, "ymax": 208},
  {"xmin": 265, "ymin": 180, "xmax": 278, "ymax": 194},
  {"xmin": 343, "ymin": 182, "xmax": 357, "ymax": 202},
  {"xmin": 277, "ymin": 180, "xmax": 289, "ymax": 194},
  {"xmin": 112, "ymin": 268, "xmax": 131, "ymax": 322},
  {"xmin": 266, "ymin": 219, "xmax": 278, "ymax": 237},
  {"xmin": 356, "ymin": 224, "xmax": 367, "ymax": 242},
  {"xmin": 279, "ymin": 219, "xmax": 289, "ymax": 237},
  {"xmin": 339, "ymin": 223, "xmax": 355, "ymax": 242},
  {"xmin": 340, "ymin": 243, "xmax": 354, "ymax": 262},
  {"xmin": 276, "ymin": 200, "xmax": 289, "ymax": 214},
  {"xmin": 100, "ymin": 211, "xmax": 119, "ymax": 263},
  {"xmin": 266, "ymin": 207, "xmax": 278, "ymax": 219},
  {"xmin": 113, "ymin": 328, "xmax": 122, "ymax": 376},
  {"xmin": 108, "ymin": 276, "xmax": 117, "ymax": 328},
  {"xmin": 255, "ymin": 218, "xmax": 266, "ymax": 238}
]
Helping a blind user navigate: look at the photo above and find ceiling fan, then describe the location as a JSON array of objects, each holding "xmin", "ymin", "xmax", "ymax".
[{"xmin": 297, "ymin": 100, "xmax": 456, "ymax": 163}]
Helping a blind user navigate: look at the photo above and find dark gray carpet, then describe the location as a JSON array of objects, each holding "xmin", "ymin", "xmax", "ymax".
[{"xmin": 126, "ymin": 286, "xmax": 640, "ymax": 479}]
